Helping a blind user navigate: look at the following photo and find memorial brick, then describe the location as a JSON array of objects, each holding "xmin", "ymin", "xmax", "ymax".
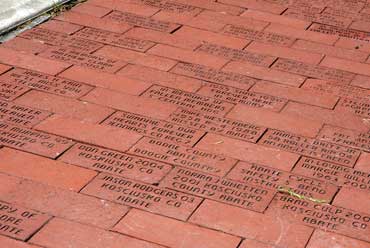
[
  {"xmin": 129, "ymin": 0, "xmax": 200, "ymax": 13},
  {"xmin": 0, "ymin": 82, "xmax": 29, "ymax": 101},
  {"xmin": 309, "ymin": 23, "xmax": 370, "ymax": 41},
  {"xmin": 336, "ymin": 98, "xmax": 370, "ymax": 118}
]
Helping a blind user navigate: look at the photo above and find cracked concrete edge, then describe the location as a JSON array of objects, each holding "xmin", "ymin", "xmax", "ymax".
[{"xmin": 0, "ymin": 0, "xmax": 71, "ymax": 35}]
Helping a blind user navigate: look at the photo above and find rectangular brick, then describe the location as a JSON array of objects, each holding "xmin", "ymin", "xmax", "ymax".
[
  {"xmin": 292, "ymin": 39, "xmax": 369, "ymax": 62},
  {"xmin": 268, "ymin": 193, "xmax": 370, "ymax": 242},
  {"xmin": 0, "ymin": 235, "xmax": 39, "ymax": 247},
  {"xmin": 333, "ymin": 187, "xmax": 370, "ymax": 214},
  {"xmin": 266, "ymin": 23, "xmax": 339, "ymax": 45},
  {"xmin": 0, "ymin": 100, "xmax": 50, "ymax": 127},
  {"xmin": 259, "ymin": 129, "xmax": 361, "ymax": 167},
  {"xmin": 0, "ymin": 148, "xmax": 96, "ymax": 191},
  {"xmin": 351, "ymin": 74, "xmax": 370, "ymax": 89},
  {"xmin": 81, "ymin": 87, "xmax": 178, "ymax": 119},
  {"xmin": 30, "ymin": 218, "xmax": 164, "ymax": 248},
  {"xmin": 113, "ymin": 209, "xmax": 241, "ymax": 248},
  {"xmin": 73, "ymin": 27, "xmax": 155, "ymax": 52},
  {"xmin": 350, "ymin": 20, "xmax": 370, "ymax": 32},
  {"xmin": 318, "ymin": 125, "xmax": 369, "ymax": 152},
  {"xmin": 125, "ymin": 27, "xmax": 201, "ymax": 50},
  {"xmin": 245, "ymin": 41, "xmax": 323, "ymax": 64},
  {"xmin": 37, "ymin": 19, "xmax": 83, "ymax": 34},
  {"xmin": 282, "ymin": 102, "xmax": 369, "ymax": 132},
  {"xmin": 168, "ymin": 108, "xmax": 266, "ymax": 143},
  {"xmin": 129, "ymin": 137, "xmax": 237, "ymax": 176},
  {"xmin": 198, "ymin": 83, "xmax": 287, "ymax": 111},
  {"xmin": 335, "ymin": 37, "xmax": 370, "ymax": 53},
  {"xmin": 152, "ymin": 7, "xmax": 202, "ymax": 24},
  {"xmin": 0, "ymin": 201, "xmax": 50, "ymax": 241},
  {"xmin": 219, "ymin": 0, "xmax": 287, "ymax": 14},
  {"xmin": 14, "ymin": 91, "xmax": 113, "ymax": 124},
  {"xmin": 168, "ymin": 0, "xmax": 243, "ymax": 15},
  {"xmin": 55, "ymin": 11, "xmax": 131, "ymax": 33},
  {"xmin": 82, "ymin": 173, "xmax": 202, "ymax": 220},
  {"xmin": 242, "ymin": 9, "xmax": 311, "ymax": 29},
  {"xmin": 59, "ymin": 143, "xmax": 171, "ymax": 184},
  {"xmin": 71, "ymin": 3, "xmax": 111, "ymax": 17},
  {"xmin": 142, "ymin": 85, "xmax": 234, "ymax": 116},
  {"xmin": 196, "ymin": 133, "xmax": 300, "ymax": 171},
  {"xmin": 0, "ymin": 123, "xmax": 73, "ymax": 158},
  {"xmin": 147, "ymin": 44, "xmax": 229, "ymax": 69},
  {"xmin": 95, "ymin": 45, "xmax": 176, "ymax": 71},
  {"xmin": 117, "ymin": 64, "xmax": 202, "ymax": 92},
  {"xmin": 293, "ymin": 156, "xmax": 369, "ymax": 192},
  {"xmin": 102, "ymin": 110, "xmax": 204, "ymax": 146},
  {"xmin": 272, "ymin": 58, "xmax": 355, "ymax": 83},
  {"xmin": 88, "ymin": 0, "xmax": 159, "ymax": 16},
  {"xmin": 307, "ymin": 229, "xmax": 370, "ymax": 248},
  {"xmin": 161, "ymin": 166, "xmax": 275, "ymax": 211},
  {"xmin": 173, "ymin": 26, "xmax": 249, "ymax": 49},
  {"xmin": 189, "ymin": 200, "xmax": 313, "ymax": 248},
  {"xmin": 104, "ymin": 11, "xmax": 180, "ymax": 33},
  {"xmin": 223, "ymin": 61, "xmax": 306, "ymax": 87},
  {"xmin": 0, "ymin": 68, "xmax": 93, "ymax": 98},
  {"xmin": 124, "ymin": 0, "xmax": 201, "ymax": 14},
  {"xmin": 0, "ymin": 81, "xmax": 28, "ymax": 101},
  {"xmin": 1, "ymin": 37, "xmax": 50, "ymax": 54},
  {"xmin": 227, "ymin": 104, "xmax": 322, "ymax": 137},
  {"xmin": 39, "ymin": 47, "xmax": 126, "ymax": 73},
  {"xmin": 20, "ymin": 28, "xmax": 103, "ymax": 53},
  {"xmin": 0, "ymin": 174, "xmax": 129, "ymax": 229},
  {"xmin": 221, "ymin": 24, "xmax": 296, "ymax": 47},
  {"xmin": 60, "ymin": 66, "xmax": 151, "ymax": 95},
  {"xmin": 250, "ymin": 80, "xmax": 338, "ymax": 108},
  {"xmin": 35, "ymin": 114, "xmax": 142, "ymax": 152},
  {"xmin": 308, "ymin": 23, "xmax": 369, "ymax": 42},
  {"xmin": 355, "ymin": 152, "xmax": 370, "ymax": 173},
  {"xmin": 196, "ymin": 43, "xmax": 276, "ymax": 67},
  {"xmin": 321, "ymin": 56, "xmax": 370, "ymax": 76},
  {"xmin": 0, "ymin": 47, "xmax": 70, "ymax": 75},
  {"xmin": 227, "ymin": 161, "xmax": 338, "ymax": 201},
  {"xmin": 302, "ymin": 79, "xmax": 370, "ymax": 101},
  {"xmin": 170, "ymin": 62, "xmax": 257, "ymax": 90}
]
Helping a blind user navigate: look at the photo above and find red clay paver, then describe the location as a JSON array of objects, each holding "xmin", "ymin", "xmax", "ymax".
[{"xmin": 0, "ymin": 0, "xmax": 369, "ymax": 247}]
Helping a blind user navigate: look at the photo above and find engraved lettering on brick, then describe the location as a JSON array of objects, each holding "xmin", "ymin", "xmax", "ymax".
[
  {"xmin": 161, "ymin": 167, "xmax": 274, "ymax": 212},
  {"xmin": 271, "ymin": 194, "xmax": 370, "ymax": 242},
  {"xmin": 198, "ymin": 83, "xmax": 287, "ymax": 111},
  {"xmin": 0, "ymin": 201, "xmax": 50, "ymax": 240},
  {"xmin": 196, "ymin": 43, "xmax": 276, "ymax": 67},
  {"xmin": 336, "ymin": 98, "xmax": 370, "ymax": 118},
  {"xmin": 221, "ymin": 24, "xmax": 296, "ymax": 46},
  {"xmin": 104, "ymin": 11, "xmax": 180, "ymax": 33},
  {"xmin": 308, "ymin": 23, "xmax": 370, "ymax": 41},
  {"xmin": 142, "ymin": 85, "xmax": 234, "ymax": 116},
  {"xmin": 293, "ymin": 157, "xmax": 370, "ymax": 191},
  {"xmin": 168, "ymin": 108, "xmax": 266, "ymax": 142},
  {"xmin": 73, "ymin": 27, "xmax": 155, "ymax": 52},
  {"xmin": 0, "ymin": 123, "xmax": 74, "ymax": 158},
  {"xmin": 171, "ymin": 62, "xmax": 258, "ymax": 88},
  {"xmin": 0, "ymin": 101, "xmax": 50, "ymax": 127},
  {"xmin": 0, "ymin": 81, "xmax": 29, "ymax": 101},
  {"xmin": 0, "ymin": 68, "xmax": 93, "ymax": 98},
  {"xmin": 81, "ymin": 173, "xmax": 202, "ymax": 220},
  {"xmin": 129, "ymin": 0, "xmax": 200, "ymax": 13},
  {"xmin": 259, "ymin": 129, "xmax": 361, "ymax": 166},
  {"xmin": 273, "ymin": 58, "xmax": 355, "ymax": 83},
  {"xmin": 59, "ymin": 143, "xmax": 172, "ymax": 183},
  {"xmin": 227, "ymin": 162, "xmax": 338, "ymax": 201},
  {"xmin": 129, "ymin": 137, "xmax": 237, "ymax": 176},
  {"xmin": 39, "ymin": 47, "xmax": 125, "ymax": 73}
]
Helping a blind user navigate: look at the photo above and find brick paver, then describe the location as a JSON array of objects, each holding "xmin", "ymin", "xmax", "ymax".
[{"xmin": 0, "ymin": 0, "xmax": 369, "ymax": 247}]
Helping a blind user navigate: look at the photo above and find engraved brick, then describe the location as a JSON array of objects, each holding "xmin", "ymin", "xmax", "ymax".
[
  {"xmin": 177, "ymin": 0, "xmax": 243, "ymax": 15},
  {"xmin": 104, "ymin": 11, "xmax": 180, "ymax": 33},
  {"xmin": 227, "ymin": 162, "xmax": 338, "ymax": 201},
  {"xmin": 168, "ymin": 108, "xmax": 266, "ymax": 143},
  {"xmin": 0, "ymin": 82, "xmax": 30, "ymax": 101},
  {"xmin": 218, "ymin": 0, "xmax": 286, "ymax": 14},
  {"xmin": 318, "ymin": 125, "xmax": 369, "ymax": 152},
  {"xmin": 198, "ymin": 83, "xmax": 287, "ymax": 112},
  {"xmin": 0, "ymin": 201, "xmax": 50, "ymax": 240},
  {"xmin": 259, "ymin": 129, "xmax": 361, "ymax": 167},
  {"xmin": 161, "ymin": 167, "xmax": 275, "ymax": 212},
  {"xmin": 221, "ymin": 24, "xmax": 295, "ymax": 47},
  {"xmin": 170, "ymin": 62, "xmax": 257, "ymax": 90},
  {"xmin": 39, "ymin": 47, "xmax": 126, "ymax": 73},
  {"xmin": 129, "ymin": 137, "xmax": 237, "ymax": 176},
  {"xmin": 196, "ymin": 43, "xmax": 276, "ymax": 67},
  {"xmin": 82, "ymin": 173, "xmax": 202, "ymax": 220},
  {"xmin": 142, "ymin": 85, "xmax": 234, "ymax": 116},
  {"xmin": 59, "ymin": 143, "xmax": 171, "ymax": 184},
  {"xmin": 128, "ymin": 0, "xmax": 200, "ymax": 13},
  {"xmin": 308, "ymin": 23, "xmax": 370, "ymax": 41},
  {"xmin": 0, "ymin": 68, "xmax": 93, "ymax": 98},
  {"xmin": 0, "ymin": 100, "xmax": 50, "ymax": 127},
  {"xmin": 73, "ymin": 27, "xmax": 155, "ymax": 52},
  {"xmin": 306, "ymin": 229, "xmax": 370, "ymax": 248},
  {"xmin": 102, "ymin": 111, "xmax": 204, "ymax": 146},
  {"xmin": 272, "ymin": 58, "xmax": 355, "ymax": 83},
  {"xmin": 0, "ymin": 123, "xmax": 73, "ymax": 158}
]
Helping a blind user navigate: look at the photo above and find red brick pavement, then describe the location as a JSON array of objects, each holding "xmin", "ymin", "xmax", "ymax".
[{"xmin": 0, "ymin": 0, "xmax": 369, "ymax": 247}]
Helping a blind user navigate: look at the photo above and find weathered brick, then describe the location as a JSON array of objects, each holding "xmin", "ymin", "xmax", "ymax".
[
  {"xmin": 306, "ymin": 230, "xmax": 370, "ymax": 248},
  {"xmin": 321, "ymin": 56, "xmax": 370, "ymax": 76}
]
